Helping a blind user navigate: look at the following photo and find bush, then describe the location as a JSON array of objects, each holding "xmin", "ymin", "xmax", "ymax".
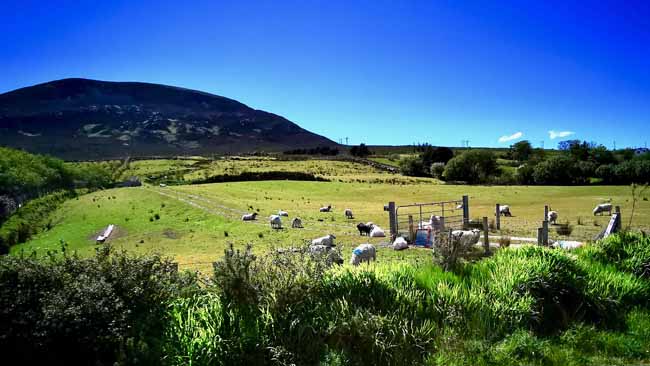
[
  {"xmin": 430, "ymin": 162, "xmax": 445, "ymax": 178},
  {"xmin": 443, "ymin": 150, "xmax": 498, "ymax": 184},
  {"xmin": 0, "ymin": 245, "xmax": 198, "ymax": 364},
  {"xmin": 399, "ymin": 156, "xmax": 428, "ymax": 177},
  {"xmin": 532, "ymin": 155, "xmax": 584, "ymax": 185}
]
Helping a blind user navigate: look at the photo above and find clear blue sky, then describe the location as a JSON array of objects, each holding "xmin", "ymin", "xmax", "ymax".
[{"xmin": 1, "ymin": 0, "xmax": 648, "ymax": 148}]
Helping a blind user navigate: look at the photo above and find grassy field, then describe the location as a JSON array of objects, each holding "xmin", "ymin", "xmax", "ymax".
[{"xmin": 13, "ymin": 171, "xmax": 650, "ymax": 273}]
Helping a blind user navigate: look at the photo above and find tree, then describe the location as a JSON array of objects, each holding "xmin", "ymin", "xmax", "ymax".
[
  {"xmin": 430, "ymin": 162, "xmax": 445, "ymax": 179},
  {"xmin": 350, "ymin": 143, "xmax": 371, "ymax": 158},
  {"xmin": 398, "ymin": 156, "xmax": 427, "ymax": 177},
  {"xmin": 532, "ymin": 155, "xmax": 582, "ymax": 185},
  {"xmin": 442, "ymin": 150, "xmax": 498, "ymax": 184},
  {"xmin": 421, "ymin": 146, "xmax": 454, "ymax": 166},
  {"xmin": 510, "ymin": 140, "xmax": 533, "ymax": 162}
]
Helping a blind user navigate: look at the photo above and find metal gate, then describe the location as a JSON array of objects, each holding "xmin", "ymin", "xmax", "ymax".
[{"xmin": 385, "ymin": 196, "xmax": 469, "ymax": 243}]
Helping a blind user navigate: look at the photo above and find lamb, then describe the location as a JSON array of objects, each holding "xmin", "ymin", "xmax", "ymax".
[
  {"xmin": 269, "ymin": 215, "xmax": 282, "ymax": 229},
  {"xmin": 319, "ymin": 205, "xmax": 332, "ymax": 212},
  {"xmin": 278, "ymin": 210, "xmax": 289, "ymax": 217},
  {"xmin": 357, "ymin": 223, "xmax": 373, "ymax": 236},
  {"xmin": 451, "ymin": 229, "xmax": 481, "ymax": 248},
  {"xmin": 456, "ymin": 204, "xmax": 464, "ymax": 210},
  {"xmin": 242, "ymin": 212, "xmax": 258, "ymax": 221},
  {"xmin": 392, "ymin": 237, "xmax": 408, "ymax": 250},
  {"xmin": 429, "ymin": 215, "xmax": 444, "ymax": 231},
  {"xmin": 291, "ymin": 217, "xmax": 303, "ymax": 228},
  {"xmin": 499, "ymin": 205, "xmax": 512, "ymax": 217},
  {"xmin": 350, "ymin": 244, "xmax": 377, "ymax": 266},
  {"xmin": 547, "ymin": 210, "xmax": 558, "ymax": 225},
  {"xmin": 593, "ymin": 203, "xmax": 613, "ymax": 216},
  {"xmin": 311, "ymin": 234, "xmax": 336, "ymax": 247},
  {"xmin": 344, "ymin": 208, "xmax": 354, "ymax": 219},
  {"xmin": 370, "ymin": 226, "xmax": 386, "ymax": 237}
]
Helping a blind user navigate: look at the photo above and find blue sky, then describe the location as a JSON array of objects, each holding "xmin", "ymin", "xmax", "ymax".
[{"xmin": 1, "ymin": 0, "xmax": 648, "ymax": 148}]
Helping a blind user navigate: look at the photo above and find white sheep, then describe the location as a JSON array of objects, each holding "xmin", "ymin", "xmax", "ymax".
[
  {"xmin": 430, "ymin": 215, "xmax": 444, "ymax": 231},
  {"xmin": 291, "ymin": 217, "xmax": 303, "ymax": 228},
  {"xmin": 344, "ymin": 208, "xmax": 354, "ymax": 219},
  {"xmin": 392, "ymin": 237, "xmax": 408, "ymax": 250},
  {"xmin": 499, "ymin": 205, "xmax": 512, "ymax": 217},
  {"xmin": 547, "ymin": 210, "xmax": 558, "ymax": 225},
  {"xmin": 593, "ymin": 203, "xmax": 613, "ymax": 216},
  {"xmin": 242, "ymin": 212, "xmax": 258, "ymax": 221},
  {"xmin": 451, "ymin": 229, "xmax": 481, "ymax": 248},
  {"xmin": 456, "ymin": 204, "xmax": 464, "ymax": 210},
  {"xmin": 311, "ymin": 234, "xmax": 336, "ymax": 247},
  {"xmin": 370, "ymin": 226, "xmax": 386, "ymax": 237},
  {"xmin": 319, "ymin": 205, "xmax": 332, "ymax": 212},
  {"xmin": 350, "ymin": 244, "xmax": 376, "ymax": 266},
  {"xmin": 278, "ymin": 210, "xmax": 289, "ymax": 217},
  {"xmin": 269, "ymin": 215, "xmax": 282, "ymax": 229}
]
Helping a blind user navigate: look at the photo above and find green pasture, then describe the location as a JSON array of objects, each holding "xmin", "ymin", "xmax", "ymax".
[{"xmin": 13, "ymin": 172, "xmax": 649, "ymax": 273}]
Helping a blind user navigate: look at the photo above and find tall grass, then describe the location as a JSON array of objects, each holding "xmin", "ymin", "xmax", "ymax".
[{"xmin": 161, "ymin": 234, "xmax": 650, "ymax": 365}]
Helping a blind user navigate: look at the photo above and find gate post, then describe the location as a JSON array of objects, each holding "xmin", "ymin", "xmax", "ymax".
[
  {"xmin": 495, "ymin": 204, "xmax": 501, "ymax": 230},
  {"xmin": 462, "ymin": 195, "xmax": 469, "ymax": 229},
  {"xmin": 386, "ymin": 202, "xmax": 397, "ymax": 240},
  {"xmin": 537, "ymin": 228, "xmax": 543, "ymax": 246},
  {"xmin": 544, "ymin": 205, "xmax": 549, "ymax": 222},
  {"xmin": 408, "ymin": 215, "xmax": 415, "ymax": 243},
  {"xmin": 542, "ymin": 220, "xmax": 549, "ymax": 246}
]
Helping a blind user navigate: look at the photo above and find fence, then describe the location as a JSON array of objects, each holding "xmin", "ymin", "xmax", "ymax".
[{"xmin": 385, "ymin": 195, "xmax": 469, "ymax": 242}]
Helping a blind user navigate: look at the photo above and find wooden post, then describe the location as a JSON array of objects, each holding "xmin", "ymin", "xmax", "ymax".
[
  {"xmin": 482, "ymin": 216, "xmax": 490, "ymax": 255},
  {"xmin": 542, "ymin": 220, "xmax": 549, "ymax": 246},
  {"xmin": 388, "ymin": 202, "xmax": 397, "ymax": 240},
  {"xmin": 615, "ymin": 206, "xmax": 622, "ymax": 232},
  {"xmin": 544, "ymin": 205, "xmax": 549, "ymax": 222},
  {"xmin": 495, "ymin": 204, "xmax": 501, "ymax": 230},
  {"xmin": 440, "ymin": 216, "xmax": 445, "ymax": 231},
  {"xmin": 408, "ymin": 215, "xmax": 415, "ymax": 243},
  {"xmin": 537, "ymin": 228, "xmax": 543, "ymax": 246},
  {"xmin": 462, "ymin": 195, "xmax": 469, "ymax": 229}
]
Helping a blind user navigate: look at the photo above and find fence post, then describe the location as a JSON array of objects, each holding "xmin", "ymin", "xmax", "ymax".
[
  {"xmin": 462, "ymin": 195, "xmax": 469, "ymax": 230},
  {"xmin": 542, "ymin": 220, "xmax": 549, "ymax": 246},
  {"xmin": 615, "ymin": 205, "xmax": 622, "ymax": 232},
  {"xmin": 537, "ymin": 228, "xmax": 543, "ymax": 246},
  {"xmin": 482, "ymin": 216, "xmax": 490, "ymax": 255},
  {"xmin": 495, "ymin": 204, "xmax": 501, "ymax": 230},
  {"xmin": 388, "ymin": 202, "xmax": 397, "ymax": 240},
  {"xmin": 544, "ymin": 205, "xmax": 549, "ymax": 222},
  {"xmin": 408, "ymin": 215, "xmax": 415, "ymax": 243}
]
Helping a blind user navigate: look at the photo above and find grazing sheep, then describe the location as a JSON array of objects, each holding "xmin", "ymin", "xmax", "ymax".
[
  {"xmin": 269, "ymin": 215, "xmax": 282, "ymax": 229},
  {"xmin": 451, "ymin": 229, "xmax": 481, "ymax": 248},
  {"xmin": 357, "ymin": 223, "xmax": 372, "ymax": 236},
  {"xmin": 366, "ymin": 222, "xmax": 375, "ymax": 228},
  {"xmin": 350, "ymin": 244, "xmax": 376, "ymax": 266},
  {"xmin": 242, "ymin": 212, "xmax": 258, "ymax": 221},
  {"xmin": 392, "ymin": 237, "xmax": 408, "ymax": 250},
  {"xmin": 370, "ymin": 226, "xmax": 386, "ymax": 237},
  {"xmin": 499, "ymin": 205, "xmax": 512, "ymax": 217},
  {"xmin": 593, "ymin": 203, "xmax": 613, "ymax": 216},
  {"xmin": 319, "ymin": 205, "xmax": 332, "ymax": 212},
  {"xmin": 291, "ymin": 217, "xmax": 303, "ymax": 228},
  {"xmin": 547, "ymin": 210, "xmax": 559, "ymax": 225},
  {"xmin": 344, "ymin": 208, "xmax": 354, "ymax": 219},
  {"xmin": 456, "ymin": 204, "xmax": 464, "ymax": 210},
  {"xmin": 311, "ymin": 234, "xmax": 336, "ymax": 247},
  {"xmin": 278, "ymin": 210, "xmax": 289, "ymax": 217}
]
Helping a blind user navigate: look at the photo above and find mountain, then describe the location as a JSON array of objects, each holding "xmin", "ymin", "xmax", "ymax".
[{"xmin": 0, "ymin": 78, "xmax": 337, "ymax": 160}]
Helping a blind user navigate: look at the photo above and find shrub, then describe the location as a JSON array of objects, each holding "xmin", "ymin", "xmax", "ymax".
[
  {"xmin": 0, "ymin": 245, "xmax": 198, "ymax": 364},
  {"xmin": 443, "ymin": 150, "xmax": 498, "ymax": 184},
  {"xmin": 430, "ymin": 162, "xmax": 445, "ymax": 178}
]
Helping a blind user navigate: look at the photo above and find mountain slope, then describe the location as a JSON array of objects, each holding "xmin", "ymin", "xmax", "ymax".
[{"xmin": 0, "ymin": 78, "xmax": 337, "ymax": 159}]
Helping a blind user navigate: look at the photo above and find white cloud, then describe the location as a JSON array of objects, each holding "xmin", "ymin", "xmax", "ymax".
[
  {"xmin": 548, "ymin": 130, "xmax": 575, "ymax": 139},
  {"xmin": 498, "ymin": 131, "xmax": 523, "ymax": 143}
]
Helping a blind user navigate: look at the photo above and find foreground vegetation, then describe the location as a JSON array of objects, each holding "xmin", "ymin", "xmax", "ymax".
[{"xmin": 2, "ymin": 232, "xmax": 650, "ymax": 365}]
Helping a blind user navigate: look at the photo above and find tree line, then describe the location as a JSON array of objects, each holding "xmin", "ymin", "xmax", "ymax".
[{"xmin": 397, "ymin": 140, "xmax": 650, "ymax": 185}]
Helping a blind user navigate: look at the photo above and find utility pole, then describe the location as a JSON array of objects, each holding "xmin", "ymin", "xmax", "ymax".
[
  {"xmin": 613, "ymin": 141, "xmax": 616, "ymax": 151},
  {"xmin": 345, "ymin": 137, "xmax": 349, "ymax": 145}
]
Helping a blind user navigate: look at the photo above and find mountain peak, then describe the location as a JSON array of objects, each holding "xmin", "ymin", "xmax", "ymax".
[{"xmin": 0, "ymin": 79, "xmax": 336, "ymax": 159}]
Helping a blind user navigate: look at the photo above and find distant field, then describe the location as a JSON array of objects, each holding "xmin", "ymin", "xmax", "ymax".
[
  {"xmin": 119, "ymin": 157, "xmax": 440, "ymax": 184},
  {"xmin": 14, "ymin": 176, "xmax": 649, "ymax": 273}
]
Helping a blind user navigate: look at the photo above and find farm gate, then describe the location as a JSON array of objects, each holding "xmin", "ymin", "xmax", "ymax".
[{"xmin": 385, "ymin": 195, "xmax": 469, "ymax": 244}]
